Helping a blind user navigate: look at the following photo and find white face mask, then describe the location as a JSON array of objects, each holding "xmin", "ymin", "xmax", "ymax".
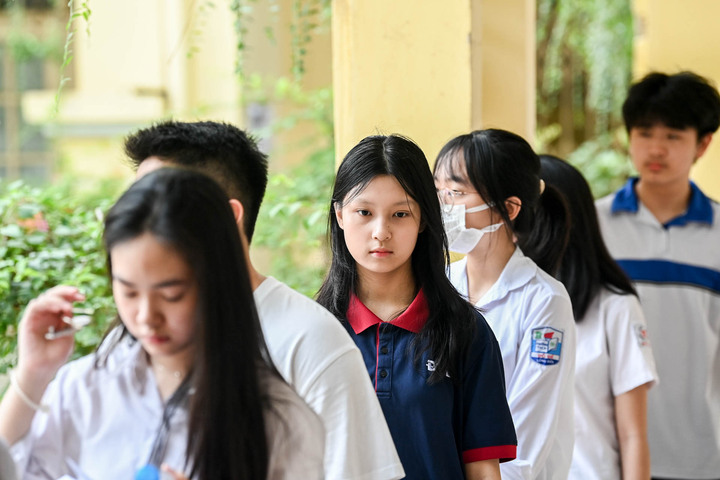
[{"xmin": 441, "ymin": 203, "xmax": 503, "ymax": 254}]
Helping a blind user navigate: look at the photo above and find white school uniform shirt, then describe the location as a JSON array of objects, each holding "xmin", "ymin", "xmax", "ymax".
[
  {"xmin": 10, "ymin": 336, "xmax": 325, "ymax": 480},
  {"xmin": 597, "ymin": 179, "xmax": 720, "ymax": 478},
  {"xmin": 569, "ymin": 288, "xmax": 658, "ymax": 480},
  {"xmin": 449, "ymin": 247, "xmax": 576, "ymax": 480},
  {"xmin": 254, "ymin": 276, "xmax": 404, "ymax": 480}
]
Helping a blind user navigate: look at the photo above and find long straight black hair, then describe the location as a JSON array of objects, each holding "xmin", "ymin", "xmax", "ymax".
[
  {"xmin": 102, "ymin": 167, "xmax": 273, "ymax": 480},
  {"xmin": 434, "ymin": 129, "xmax": 570, "ymax": 275},
  {"xmin": 316, "ymin": 134, "xmax": 477, "ymax": 384},
  {"xmin": 539, "ymin": 155, "xmax": 637, "ymax": 320}
]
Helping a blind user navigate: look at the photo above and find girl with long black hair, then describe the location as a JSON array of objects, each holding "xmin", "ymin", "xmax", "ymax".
[
  {"xmin": 0, "ymin": 168, "xmax": 324, "ymax": 479},
  {"xmin": 539, "ymin": 155, "xmax": 657, "ymax": 480},
  {"xmin": 317, "ymin": 134, "xmax": 516, "ymax": 480}
]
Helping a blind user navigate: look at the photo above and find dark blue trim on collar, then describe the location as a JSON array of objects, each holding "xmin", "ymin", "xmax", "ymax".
[
  {"xmin": 610, "ymin": 178, "xmax": 714, "ymax": 226},
  {"xmin": 610, "ymin": 178, "xmax": 640, "ymax": 213}
]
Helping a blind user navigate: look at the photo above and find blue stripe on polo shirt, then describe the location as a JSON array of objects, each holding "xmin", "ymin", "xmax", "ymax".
[{"xmin": 617, "ymin": 259, "xmax": 720, "ymax": 294}]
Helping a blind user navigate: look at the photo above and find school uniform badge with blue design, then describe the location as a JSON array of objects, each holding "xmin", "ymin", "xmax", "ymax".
[{"xmin": 530, "ymin": 327, "xmax": 563, "ymax": 365}]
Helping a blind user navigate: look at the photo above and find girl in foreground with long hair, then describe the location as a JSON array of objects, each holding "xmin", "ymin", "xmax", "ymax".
[
  {"xmin": 317, "ymin": 134, "xmax": 516, "ymax": 480},
  {"xmin": 0, "ymin": 168, "xmax": 324, "ymax": 480}
]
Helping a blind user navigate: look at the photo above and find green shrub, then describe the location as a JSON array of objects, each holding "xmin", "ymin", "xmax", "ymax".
[{"xmin": 0, "ymin": 179, "xmax": 123, "ymax": 373}]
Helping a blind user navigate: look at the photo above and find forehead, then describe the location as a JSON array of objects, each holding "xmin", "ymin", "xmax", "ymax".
[
  {"xmin": 632, "ymin": 122, "xmax": 698, "ymax": 135},
  {"xmin": 343, "ymin": 175, "xmax": 418, "ymax": 206},
  {"xmin": 111, "ymin": 233, "xmax": 190, "ymax": 279},
  {"xmin": 434, "ymin": 152, "xmax": 471, "ymax": 186}
]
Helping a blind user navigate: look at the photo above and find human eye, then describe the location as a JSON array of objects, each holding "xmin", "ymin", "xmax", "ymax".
[
  {"xmin": 119, "ymin": 288, "xmax": 138, "ymax": 299},
  {"xmin": 164, "ymin": 292, "xmax": 185, "ymax": 303},
  {"xmin": 394, "ymin": 211, "xmax": 410, "ymax": 218},
  {"xmin": 356, "ymin": 209, "xmax": 371, "ymax": 217}
]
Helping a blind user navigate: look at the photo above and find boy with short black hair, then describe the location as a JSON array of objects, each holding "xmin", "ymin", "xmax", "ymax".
[{"xmin": 596, "ymin": 71, "xmax": 720, "ymax": 479}]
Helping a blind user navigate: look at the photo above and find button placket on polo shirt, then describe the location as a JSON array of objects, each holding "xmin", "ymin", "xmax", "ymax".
[{"xmin": 375, "ymin": 323, "xmax": 394, "ymax": 396}]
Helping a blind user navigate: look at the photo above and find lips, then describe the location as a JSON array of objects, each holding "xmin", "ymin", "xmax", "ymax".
[
  {"xmin": 145, "ymin": 334, "xmax": 170, "ymax": 345},
  {"xmin": 370, "ymin": 248, "xmax": 392, "ymax": 257},
  {"xmin": 646, "ymin": 162, "xmax": 664, "ymax": 172}
]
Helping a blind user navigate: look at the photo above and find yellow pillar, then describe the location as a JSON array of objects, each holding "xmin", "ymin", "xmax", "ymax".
[
  {"xmin": 332, "ymin": 0, "xmax": 536, "ymax": 164},
  {"xmin": 633, "ymin": 0, "xmax": 720, "ymax": 200},
  {"xmin": 475, "ymin": 0, "xmax": 536, "ymax": 138}
]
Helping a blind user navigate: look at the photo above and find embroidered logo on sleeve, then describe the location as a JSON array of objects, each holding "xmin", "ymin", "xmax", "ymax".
[
  {"xmin": 633, "ymin": 323, "xmax": 650, "ymax": 347},
  {"xmin": 530, "ymin": 327, "xmax": 564, "ymax": 365}
]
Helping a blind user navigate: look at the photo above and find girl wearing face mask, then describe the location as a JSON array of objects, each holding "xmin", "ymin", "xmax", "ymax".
[
  {"xmin": 434, "ymin": 129, "xmax": 576, "ymax": 480},
  {"xmin": 317, "ymin": 134, "xmax": 517, "ymax": 480}
]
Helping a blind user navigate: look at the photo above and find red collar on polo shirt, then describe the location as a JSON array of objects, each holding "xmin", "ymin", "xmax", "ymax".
[{"xmin": 346, "ymin": 289, "xmax": 429, "ymax": 334}]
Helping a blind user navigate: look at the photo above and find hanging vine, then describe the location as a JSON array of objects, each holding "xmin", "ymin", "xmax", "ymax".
[
  {"xmin": 229, "ymin": 0, "xmax": 330, "ymax": 81},
  {"xmin": 54, "ymin": 0, "xmax": 91, "ymax": 114}
]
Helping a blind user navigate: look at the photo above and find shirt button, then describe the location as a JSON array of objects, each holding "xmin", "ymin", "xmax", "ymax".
[
  {"xmin": 379, "ymin": 369, "xmax": 388, "ymax": 378},
  {"xmin": 381, "ymin": 346, "xmax": 388, "ymax": 354}
]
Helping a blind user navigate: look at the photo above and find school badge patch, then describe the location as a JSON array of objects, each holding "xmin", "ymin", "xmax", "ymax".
[
  {"xmin": 633, "ymin": 323, "xmax": 650, "ymax": 347},
  {"xmin": 530, "ymin": 327, "xmax": 564, "ymax": 365}
]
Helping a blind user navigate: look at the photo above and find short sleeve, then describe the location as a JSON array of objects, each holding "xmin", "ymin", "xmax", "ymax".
[
  {"xmin": 461, "ymin": 313, "xmax": 517, "ymax": 463},
  {"xmin": 264, "ymin": 377, "xmax": 325, "ymax": 480},
  {"xmin": 604, "ymin": 292, "xmax": 658, "ymax": 395}
]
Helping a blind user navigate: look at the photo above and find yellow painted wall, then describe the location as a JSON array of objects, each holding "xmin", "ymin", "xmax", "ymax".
[
  {"xmin": 22, "ymin": 0, "xmax": 241, "ymax": 181},
  {"xmin": 332, "ymin": 0, "xmax": 535, "ymax": 164},
  {"xmin": 633, "ymin": 0, "xmax": 720, "ymax": 200},
  {"xmin": 333, "ymin": 0, "xmax": 473, "ymax": 164}
]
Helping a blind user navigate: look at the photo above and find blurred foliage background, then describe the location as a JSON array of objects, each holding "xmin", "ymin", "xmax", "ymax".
[
  {"xmin": 536, "ymin": 0, "xmax": 636, "ymax": 197},
  {"xmin": 1, "ymin": 0, "xmax": 636, "ymax": 371}
]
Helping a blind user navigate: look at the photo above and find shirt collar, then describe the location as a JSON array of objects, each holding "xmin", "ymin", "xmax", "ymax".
[
  {"xmin": 611, "ymin": 177, "xmax": 714, "ymax": 226},
  {"xmin": 478, "ymin": 247, "xmax": 536, "ymax": 305},
  {"xmin": 346, "ymin": 289, "xmax": 429, "ymax": 334}
]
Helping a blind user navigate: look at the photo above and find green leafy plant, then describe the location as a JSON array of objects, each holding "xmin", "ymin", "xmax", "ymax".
[
  {"xmin": 250, "ymin": 78, "xmax": 335, "ymax": 297},
  {"xmin": 0, "ymin": 178, "xmax": 122, "ymax": 373}
]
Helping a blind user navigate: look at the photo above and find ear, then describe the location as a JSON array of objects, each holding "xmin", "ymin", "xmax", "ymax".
[
  {"xmin": 505, "ymin": 196, "xmax": 522, "ymax": 221},
  {"xmin": 334, "ymin": 202, "xmax": 345, "ymax": 230},
  {"xmin": 695, "ymin": 133, "xmax": 713, "ymax": 161},
  {"xmin": 229, "ymin": 199, "xmax": 245, "ymax": 227}
]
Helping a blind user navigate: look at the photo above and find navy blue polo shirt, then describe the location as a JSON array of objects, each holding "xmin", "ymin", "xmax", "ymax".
[{"xmin": 345, "ymin": 289, "xmax": 517, "ymax": 479}]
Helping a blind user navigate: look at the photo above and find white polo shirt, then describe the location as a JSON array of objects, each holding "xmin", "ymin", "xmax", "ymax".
[
  {"xmin": 449, "ymin": 248, "xmax": 576, "ymax": 480},
  {"xmin": 569, "ymin": 288, "xmax": 658, "ymax": 480},
  {"xmin": 254, "ymin": 277, "xmax": 404, "ymax": 480},
  {"xmin": 596, "ymin": 178, "xmax": 720, "ymax": 479}
]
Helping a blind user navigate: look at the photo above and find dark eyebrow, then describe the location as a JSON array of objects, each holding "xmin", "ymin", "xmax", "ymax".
[{"xmin": 112, "ymin": 276, "xmax": 190, "ymax": 289}]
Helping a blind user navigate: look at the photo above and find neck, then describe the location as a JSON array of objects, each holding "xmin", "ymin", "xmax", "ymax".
[
  {"xmin": 464, "ymin": 228, "xmax": 515, "ymax": 304},
  {"xmin": 243, "ymin": 237, "xmax": 267, "ymax": 290},
  {"xmin": 149, "ymin": 352, "xmax": 193, "ymax": 401},
  {"xmin": 636, "ymin": 179, "xmax": 692, "ymax": 224},
  {"xmin": 356, "ymin": 265, "xmax": 417, "ymax": 322},
  {"xmin": 248, "ymin": 262, "xmax": 267, "ymax": 290}
]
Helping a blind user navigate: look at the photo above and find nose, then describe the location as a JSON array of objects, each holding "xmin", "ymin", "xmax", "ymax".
[
  {"xmin": 136, "ymin": 296, "xmax": 161, "ymax": 330},
  {"xmin": 649, "ymin": 136, "xmax": 667, "ymax": 156},
  {"xmin": 372, "ymin": 220, "xmax": 391, "ymax": 241}
]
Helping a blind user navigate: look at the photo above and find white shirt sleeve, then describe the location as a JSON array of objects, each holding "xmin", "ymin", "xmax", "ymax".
[
  {"xmin": 264, "ymin": 376, "xmax": 325, "ymax": 480},
  {"xmin": 604, "ymin": 292, "xmax": 658, "ymax": 395}
]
